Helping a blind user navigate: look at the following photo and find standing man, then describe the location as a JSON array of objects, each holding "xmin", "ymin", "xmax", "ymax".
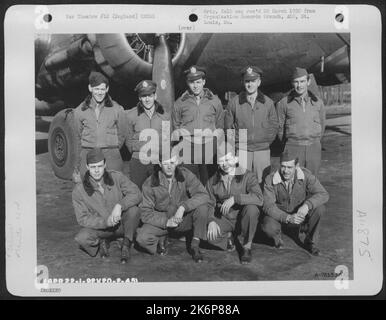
[
  {"xmin": 225, "ymin": 66, "xmax": 279, "ymax": 184},
  {"xmin": 73, "ymin": 71, "xmax": 126, "ymax": 180},
  {"xmin": 136, "ymin": 146, "xmax": 210, "ymax": 262},
  {"xmin": 276, "ymin": 67, "xmax": 326, "ymax": 176},
  {"xmin": 172, "ymin": 65, "xmax": 224, "ymax": 185},
  {"xmin": 206, "ymin": 147, "xmax": 263, "ymax": 264},
  {"xmin": 72, "ymin": 148, "xmax": 142, "ymax": 264},
  {"xmin": 261, "ymin": 149, "xmax": 329, "ymax": 255},
  {"xmin": 125, "ymin": 80, "xmax": 170, "ymax": 189}
]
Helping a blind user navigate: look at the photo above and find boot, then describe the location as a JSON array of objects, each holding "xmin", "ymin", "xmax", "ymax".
[
  {"xmin": 191, "ymin": 247, "xmax": 203, "ymax": 263},
  {"xmin": 190, "ymin": 238, "xmax": 203, "ymax": 263},
  {"xmin": 157, "ymin": 236, "xmax": 168, "ymax": 256},
  {"xmin": 226, "ymin": 235, "xmax": 235, "ymax": 252},
  {"xmin": 240, "ymin": 247, "xmax": 252, "ymax": 264},
  {"xmin": 304, "ymin": 239, "xmax": 320, "ymax": 256},
  {"xmin": 99, "ymin": 239, "xmax": 110, "ymax": 258},
  {"xmin": 120, "ymin": 238, "xmax": 132, "ymax": 264}
]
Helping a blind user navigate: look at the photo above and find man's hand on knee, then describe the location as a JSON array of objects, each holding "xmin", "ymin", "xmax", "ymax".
[
  {"xmin": 207, "ymin": 221, "xmax": 221, "ymax": 241},
  {"xmin": 173, "ymin": 206, "xmax": 185, "ymax": 224},
  {"xmin": 297, "ymin": 203, "xmax": 309, "ymax": 218},
  {"xmin": 288, "ymin": 213, "xmax": 305, "ymax": 225},
  {"xmin": 110, "ymin": 204, "xmax": 122, "ymax": 225},
  {"xmin": 166, "ymin": 218, "xmax": 178, "ymax": 228},
  {"xmin": 221, "ymin": 197, "xmax": 235, "ymax": 216}
]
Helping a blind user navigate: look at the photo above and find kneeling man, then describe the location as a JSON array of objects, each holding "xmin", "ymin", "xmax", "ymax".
[
  {"xmin": 206, "ymin": 148, "xmax": 263, "ymax": 264},
  {"xmin": 136, "ymin": 146, "xmax": 210, "ymax": 262},
  {"xmin": 72, "ymin": 148, "xmax": 142, "ymax": 263},
  {"xmin": 262, "ymin": 149, "xmax": 329, "ymax": 255}
]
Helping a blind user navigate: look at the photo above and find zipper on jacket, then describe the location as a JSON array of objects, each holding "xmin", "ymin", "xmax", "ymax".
[
  {"xmin": 251, "ymin": 107, "xmax": 255, "ymax": 140},
  {"xmin": 196, "ymin": 103, "xmax": 200, "ymax": 130}
]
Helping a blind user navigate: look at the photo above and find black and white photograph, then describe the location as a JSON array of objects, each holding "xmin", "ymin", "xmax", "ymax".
[{"xmin": 4, "ymin": 4, "xmax": 383, "ymax": 296}]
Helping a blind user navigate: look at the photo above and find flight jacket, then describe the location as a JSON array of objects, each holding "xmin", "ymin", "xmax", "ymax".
[
  {"xmin": 263, "ymin": 167, "xmax": 329, "ymax": 223},
  {"xmin": 225, "ymin": 90, "xmax": 279, "ymax": 151},
  {"xmin": 206, "ymin": 169, "xmax": 263, "ymax": 221},
  {"xmin": 172, "ymin": 88, "xmax": 224, "ymax": 141},
  {"xmin": 276, "ymin": 90, "xmax": 326, "ymax": 145},
  {"xmin": 72, "ymin": 170, "xmax": 142, "ymax": 230},
  {"xmin": 139, "ymin": 166, "xmax": 210, "ymax": 229},
  {"xmin": 125, "ymin": 101, "xmax": 170, "ymax": 161},
  {"xmin": 74, "ymin": 94, "xmax": 126, "ymax": 149}
]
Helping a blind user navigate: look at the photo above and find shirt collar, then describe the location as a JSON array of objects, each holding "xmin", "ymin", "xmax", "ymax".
[
  {"xmin": 272, "ymin": 167, "xmax": 305, "ymax": 185},
  {"xmin": 90, "ymin": 97, "xmax": 104, "ymax": 109},
  {"xmin": 221, "ymin": 173, "xmax": 234, "ymax": 184},
  {"xmin": 89, "ymin": 176, "xmax": 105, "ymax": 191},
  {"xmin": 246, "ymin": 92, "xmax": 258, "ymax": 106},
  {"xmin": 247, "ymin": 91, "xmax": 258, "ymax": 100},
  {"xmin": 144, "ymin": 105, "xmax": 155, "ymax": 118},
  {"xmin": 181, "ymin": 88, "xmax": 214, "ymax": 102},
  {"xmin": 158, "ymin": 171, "xmax": 176, "ymax": 188},
  {"xmin": 294, "ymin": 93, "xmax": 309, "ymax": 104},
  {"xmin": 239, "ymin": 90, "xmax": 266, "ymax": 105}
]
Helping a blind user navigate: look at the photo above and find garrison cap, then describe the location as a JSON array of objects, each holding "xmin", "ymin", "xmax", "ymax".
[
  {"xmin": 88, "ymin": 71, "xmax": 109, "ymax": 87},
  {"xmin": 280, "ymin": 148, "xmax": 299, "ymax": 163},
  {"xmin": 241, "ymin": 66, "xmax": 263, "ymax": 81},
  {"xmin": 184, "ymin": 65, "xmax": 206, "ymax": 81},
  {"xmin": 86, "ymin": 148, "xmax": 105, "ymax": 165},
  {"xmin": 134, "ymin": 80, "xmax": 157, "ymax": 97},
  {"xmin": 291, "ymin": 67, "xmax": 309, "ymax": 80}
]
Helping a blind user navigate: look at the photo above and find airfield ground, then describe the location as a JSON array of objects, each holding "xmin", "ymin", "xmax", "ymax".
[{"xmin": 36, "ymin": 113, "xmax": 352, "ymax": 282}]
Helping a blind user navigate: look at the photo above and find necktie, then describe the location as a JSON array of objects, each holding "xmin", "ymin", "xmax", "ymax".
[
  {"xmin": 301, "ymin": 97, "xmax": 306, "ymax": 112},
  {"xmin": 167, "ymin": 178, "xmax": 173, "ymax": 194},
  {"xmin": 225, "ymin": 176, "xmax": 232, "ymax": 192},
  {"xmin": 146, "ymin": 109, "xmax": 153, "ymax": 118},
  {"xmin": 95, "ymin": 105, "xmax": 101, "ymax": 120},
  {"xmin": 285, "ymin": 181, "xmax": 292, "ymax": 194},
  {"xmin": 97, "ymin": 183, "xmax": 104, "ymax": 195}
]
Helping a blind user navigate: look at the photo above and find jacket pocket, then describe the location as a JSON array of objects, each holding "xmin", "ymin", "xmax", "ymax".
[
  {"xmin": 262, "ymin": 121, "xmax": 278, "ymax": 141},
  {"xmin": 286, "ymin": 120, "xmax": 296, "ymax": 136},
  {"xmin": 181, "ymin": 109, "xmax": 195, "ymax": 124},
  {"xmin": 105, "ymin": 123, "xmax": 118, "ymax": 146},
  {"xmin": 203, "ymin": 113, "xmax": 215, "ymax": 123},
  {"xmin": 312, "ymin": 117, "xmax": 322, "ymax": 137}
]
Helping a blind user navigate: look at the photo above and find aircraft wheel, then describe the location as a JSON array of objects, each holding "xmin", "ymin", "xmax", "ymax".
[{"xmin": 48, "ymin": 109, "xmax": 78, "ymax": 180}]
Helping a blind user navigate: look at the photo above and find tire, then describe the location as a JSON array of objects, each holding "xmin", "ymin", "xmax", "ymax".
[{"xmin": 48, "ymin": 108, "xmax": 79, "ymax": 180}]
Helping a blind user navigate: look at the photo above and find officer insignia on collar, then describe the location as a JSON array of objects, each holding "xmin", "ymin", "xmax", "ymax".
[
  {"xmin": 247, "ymin": 67, "xmax": 253, "ymax": 74},
  {"xmin": 190, "ymin": 67, "xmax": 197, "ymax": 74},
  {"xmin": 143, "ymin": 81, "xmax": 148, "ymax": 88}
]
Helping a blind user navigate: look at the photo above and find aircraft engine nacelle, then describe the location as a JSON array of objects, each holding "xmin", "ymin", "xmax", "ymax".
[{"xmin": 90, "ymin": 33, "xmax": 185, "ymax": 86}]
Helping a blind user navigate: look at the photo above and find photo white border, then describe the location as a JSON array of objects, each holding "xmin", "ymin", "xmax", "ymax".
[{"xmin": 4, "ymin": 4, "xmax": 383, "ymax": 296}]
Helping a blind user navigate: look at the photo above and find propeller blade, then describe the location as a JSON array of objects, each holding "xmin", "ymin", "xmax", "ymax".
[{"xmin": 152, "ymin": 34, "xmax": 175, "ymax": 113}]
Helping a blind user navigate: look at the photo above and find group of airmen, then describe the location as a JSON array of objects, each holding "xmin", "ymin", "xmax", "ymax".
[{"xmin": 71, "ymin": 65, "xmax": 329, "ymax": 265}]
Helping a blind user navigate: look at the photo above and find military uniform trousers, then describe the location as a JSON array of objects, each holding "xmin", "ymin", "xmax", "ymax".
[
  {"xmin": 136, "ymin": 204, "xmax": 209, "ymax": 254},
  {"xmin": 208, "ymin": 204, "xmax": 260, "ymax": 250},
  {"xmin": 80, "ymin": 147, "xmax": 123, "ymax": 177},
  {"xmin": 74, "ymin": 206, "xmax": 140, "ymax": 257},
  {"xmin": 262, "ymin": 204, "xmax": 325, "ymax": 247},
  {"xmin": 244, "ymin": 150, "xmax": 271, "ymax": 184},
  {"xmin": 284, "ymin": 140, "xmax": 321, "ymax": 176}
]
